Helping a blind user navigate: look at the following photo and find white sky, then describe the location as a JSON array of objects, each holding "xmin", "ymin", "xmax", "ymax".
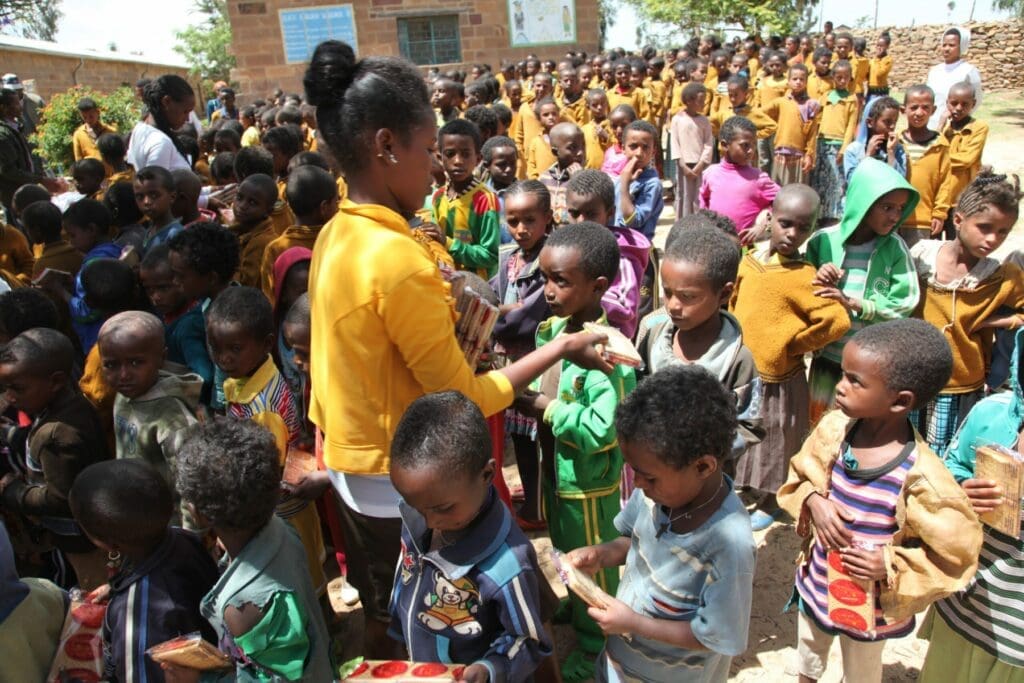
[
  {"xmin": 49, "ymin": 0, "xmax": 1015, "ymax": 65},
  {"xmin": 605, "ymin": 0, "xmax": 1013, "ymax": 49}
]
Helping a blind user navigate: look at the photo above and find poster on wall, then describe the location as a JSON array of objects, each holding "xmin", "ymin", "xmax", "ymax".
[
  {"xmin": 508, "ymin": 0, "xmax": 576, "ymax": 47},
  {"xmin": 279, "ymin": 4, "xmax": 358, "ymax": 64}
]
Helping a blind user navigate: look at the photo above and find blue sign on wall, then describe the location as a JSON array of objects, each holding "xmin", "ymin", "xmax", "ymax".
[{"xmin": 279, "ymin": 4, "xmax": 358, "ymax": 64}]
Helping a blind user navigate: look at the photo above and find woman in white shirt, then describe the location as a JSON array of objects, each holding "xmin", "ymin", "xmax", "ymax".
[
  {"xmin": 926, "ymin": 26, "xmax": 983, "ymax": 131},
  {"xmin": 126, "ymin": 75, "xmax": 196, "ymax": 172}
]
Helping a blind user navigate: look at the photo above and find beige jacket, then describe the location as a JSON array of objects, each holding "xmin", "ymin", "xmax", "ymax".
[{"xmin": 778, "ymin": 410, "xmax": 982, "ymax": 622}]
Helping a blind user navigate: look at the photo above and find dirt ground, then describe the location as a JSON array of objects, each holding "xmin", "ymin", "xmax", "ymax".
[{"xmin": 330, "ymin": 91, "xmax": 1024, "ymax": 680}]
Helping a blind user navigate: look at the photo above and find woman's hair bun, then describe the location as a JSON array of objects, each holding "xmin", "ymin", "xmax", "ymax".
[{"xmin": 304, "ymin": 40, "xmax": 358, "ymax": 107}]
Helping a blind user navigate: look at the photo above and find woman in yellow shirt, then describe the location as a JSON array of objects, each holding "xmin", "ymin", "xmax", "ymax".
[{"xmin": 302, "ymin": 41, "xmax": 609, "ymax": 660}]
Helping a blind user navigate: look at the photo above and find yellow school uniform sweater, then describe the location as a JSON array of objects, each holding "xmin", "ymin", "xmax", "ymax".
[
  {"xmin": 607, "ymin": 86, "xmax": 647, "ymax": 121},
  {"xmin": 307, "ymin": 201, "xmax": 513, "ymax": 475},
  {"xmin": 526, "ymin": 135, "xmax": 557, "ymax": 180},
  {"xmin": 0, "ymin": 224, "xmax": 34, "ymax": 286},
  {"xmin": 643, "ymin": 78, "xmax": 668, "ymax": 124},
  {"xmin": 232, "ymin": 217, "xmax": 277, "ymax": 290},
  {"xmin": 729, "ymin": 248, "xmax": 850, "ymax": 382},
  {"xmin": 903, "ymin": 132, "xmax": 955, "ymax": 229},
  {"xmin": 761, "ymin": 95, "xmax": 821, "ymax": 161},
  {"xmin": 817, "ymin": 91, "xmax": 859, "ymax": 153},
  {"xmin": 807, "ymin": 72, "xmax": 834, "ymax": 101},
  {"xmin": 105, "ymin": 168, "xmax": 134, "ymax": 187},
  {"xmin": 913, "ymin": 241, "xmax": 1024, "ymax": 392},
  {"xmin": 559, "ymin": 94, "xmax": 590, "ymax": 126},
  {"xmin": 943, "ymin": 118, "xmax": 989, "ymax": 204},
  {"xmin": 709, "ymin": 103, "xmax": 775, "ymax": 140},
  {"xmin": 754, "ymin": 75, "xmax": 789, "ymax": 108},
  {"xmin": 868, "ymin": 55, "xmax": 892, "ymax": 90},
  {"xmin": 582, "ymin": 119, "xmax": 612, "ymax": 170},
  {"xmin": 32, "ymin": 241, "xmax": 83, "ymax": 278},
  {"xmin": 667, "ymin": 81, "xmax": 687, "ymax": 119},
  {"xmin": 510, "ymin": 102, "xmax": 546, "ymax": 179},
  {"xmin": 260, "ymin": 225, "xmax": 323, "ymax": 299},
  {"xmin": 851, "ymin": 55, "xmax": 870, "ymax": 95}
]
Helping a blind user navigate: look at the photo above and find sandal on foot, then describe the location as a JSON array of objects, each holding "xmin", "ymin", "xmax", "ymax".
[{"xmin": 750, "ymin": 508, "xmax": 779, "ymax": 532}]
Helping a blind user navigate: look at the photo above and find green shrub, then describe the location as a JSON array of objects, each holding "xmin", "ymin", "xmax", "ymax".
[{"xmin": 30, "ymin": 85, "xmax": 141, "ymax": 173}]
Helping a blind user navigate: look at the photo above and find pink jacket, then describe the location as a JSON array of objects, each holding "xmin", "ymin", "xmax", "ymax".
[
  {"xmin": 603, "ymin": 226, "xmax": 651, "ymax": 339},
  {"xmin": 699, "ymin": 159, "xmax": 780, "ymax": 231}
]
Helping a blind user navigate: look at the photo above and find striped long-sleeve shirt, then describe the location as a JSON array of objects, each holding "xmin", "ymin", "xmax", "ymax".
[{"xmin": 794, "ymin": 441, "xmax": 918, "ymax": 641}]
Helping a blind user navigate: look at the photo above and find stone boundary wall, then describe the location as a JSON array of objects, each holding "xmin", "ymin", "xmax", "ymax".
[{"xmin": 855, "ymin": 20, "xmax": 1023, "ymax": 91}]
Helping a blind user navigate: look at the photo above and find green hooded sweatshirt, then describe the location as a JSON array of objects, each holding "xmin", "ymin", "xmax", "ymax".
[
  {"xmin": 806, "ymin": 158, "xmax": 921, "ymax": 362},
  {"xmin": 533, "ymin": 315, "xmax": 636, "ymax": 498}
]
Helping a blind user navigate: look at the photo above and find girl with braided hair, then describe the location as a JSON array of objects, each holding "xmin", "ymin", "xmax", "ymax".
[
  {"xmin": 126, "ymin": 75, "xmax": 196, "ymax": 172},
  {"xmin": 909, "ymin": 170, "xmax": 1024, "ymax": 456}
]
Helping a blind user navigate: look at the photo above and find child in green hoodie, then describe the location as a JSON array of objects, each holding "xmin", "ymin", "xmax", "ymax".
[
  {"xmin": 806, "ymin": 157, "xmax": 921, "ymax": 424},
  {"xmin": 515, "ymin": 221, "xmax": 636, "ymax": 682},
  {"xmin": 98, "ymin": 310, "xmax": 204, "ymax": 525}
]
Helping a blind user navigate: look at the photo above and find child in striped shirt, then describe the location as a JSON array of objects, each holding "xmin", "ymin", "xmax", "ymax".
[
  {"xmin": 206, "ymin": 286, "xmax": 327, "ymax": 597},
  {"xmin": 779, "ymin": 319, "xmax": 981, "ymax": 683}
]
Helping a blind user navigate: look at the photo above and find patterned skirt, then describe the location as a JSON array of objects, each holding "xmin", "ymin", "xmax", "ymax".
[
  {"xmin": 771, "ymin": 152, "xmax": 806, "ymax": 186},
  {"xmin": 811, "ymin": 139, "xmax": 845, "ymax": 222},
  {"xmin": 735, "ymin": 371, "xmax": 810, "ymax": 493},
  {"xmin": 910, "ymin": 390, "xmax": 984, "ymax": 459}
]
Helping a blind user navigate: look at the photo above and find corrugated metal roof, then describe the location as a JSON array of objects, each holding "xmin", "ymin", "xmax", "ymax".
[{"xmin": 0, "ymin": 33, "xmax": 189, "ymax": 69}]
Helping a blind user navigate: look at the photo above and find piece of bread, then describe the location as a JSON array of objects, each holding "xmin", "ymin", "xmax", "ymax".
[
  {"xmin": 583, "ymin": 321, "xmax": 643, "ymax": 368},
  {"xmin": 147, "ymin": 634, "xmax": 231, "ymax": 671}
]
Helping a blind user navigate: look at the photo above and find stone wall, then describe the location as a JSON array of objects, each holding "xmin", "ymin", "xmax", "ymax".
[
  {"xmin": 0, "ymin": 40, "xmax": 192, "ymax": 101},
  {"xmin": 859, "ymin": 20, "xmax": 1023, "ymax": 91},
  {"xmin": 228, "ymin": 0, "xmax": 601, "ymax": 102}
]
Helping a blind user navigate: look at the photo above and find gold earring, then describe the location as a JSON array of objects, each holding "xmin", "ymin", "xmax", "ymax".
[{"xmin": 388, "ymin": 153, "xmax": 399, "ymax": 164}]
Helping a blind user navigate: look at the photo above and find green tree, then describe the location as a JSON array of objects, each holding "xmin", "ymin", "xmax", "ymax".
[
  {"xmin": 622, "ymin": 0, "xmax": 818, "ymax": 37},
  {"xmin": 31, "ymin": 85, "xmax": 141, "ymax": 172},
  {"xmin": 174, "ymin": 0, "xmax": 235, "ymax": 82},
  {"xmin": 0, "ymin": 0, "xmax": 63, "ymax": 41},
  {"xmin": 992, "ymin": 0, "xmax": 1024, "ymax": 17}
]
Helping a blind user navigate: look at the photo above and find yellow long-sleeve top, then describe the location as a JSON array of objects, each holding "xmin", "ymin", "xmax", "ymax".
[
  {"xmin": 851, "ymin": 55, "xmax": 870, "ymax": 94},
  {"xmin": 943, "ymin": 118, "xmax": 989, "ymax": 204},
  {"xmin": 308, "ymin": 200, "xmax": 513, "ymax": 474},
  {"xmin": 902, "ymin": 132, "xmax": 956, "ymax": 228},
  {"xmin": 72, "ymin": 122, "xmax": 115, "ymax": 162},
  {"xmin": 582, "ymin": 119, "xmax": 612, "ymax": 169},
  {"xmin": 807, "ymin": 72, "xmax": 834, "ymax": 101},
  {"xmin": 760, "ymin": 95, "xmax": 821, "ymax": 160},
  {"xmin": 709, "ymin": 103, "xmax": 775, "ymax": 140},
  {"xmin": 260, "ymin": 225, "xmax": 323, "ymax": 299},
  {"xmin": 912, "ymin": 240, "xmax": 1024, "ymax": 392},
  {"xmin": 753, "ymin": 75, "xmax": 789, "ymax": 108},
  {"xmin": 729, "ymin": 246, "xmax": 850, "ymax": 382},
  {"xmin": 868, "ymin": 55, "xmax": 892, "ymax": 89},
  {"xmin": 817, "ymin": 92, "xmax": 859, "ymax": 153},
  {"xmin": 231, "ymin": 217, "xmax": 277, "ymax": 290},
  {"xmin": 526, "ymin": 134, "xmax": 557, "ymax": 180},
  {"xmin": 559, "ymin": 94, "xmax": 590, "ymax": 125},
  {"xmin": 0, "ymin": 224, "xmax": 34, "ymax": 286}
]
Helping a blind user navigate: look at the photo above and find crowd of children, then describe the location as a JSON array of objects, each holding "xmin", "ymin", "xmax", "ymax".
[{"xmin": 0, "ymin": 21, "xmax": 1019, "ymax": 683}]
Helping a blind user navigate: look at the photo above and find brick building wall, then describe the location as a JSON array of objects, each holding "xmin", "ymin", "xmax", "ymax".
[
  {"xmin": 0, "ymin": 37, "xmax": 191, "ymax": 101},
  {"xmin": 228, "ymin": 0, "xmax": 601, "ymax": 101}
]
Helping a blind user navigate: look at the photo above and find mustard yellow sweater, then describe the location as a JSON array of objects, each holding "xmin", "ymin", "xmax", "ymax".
[{"xmin": 730, "ymin": 249, "xmax": 850, "ymax": 382}]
